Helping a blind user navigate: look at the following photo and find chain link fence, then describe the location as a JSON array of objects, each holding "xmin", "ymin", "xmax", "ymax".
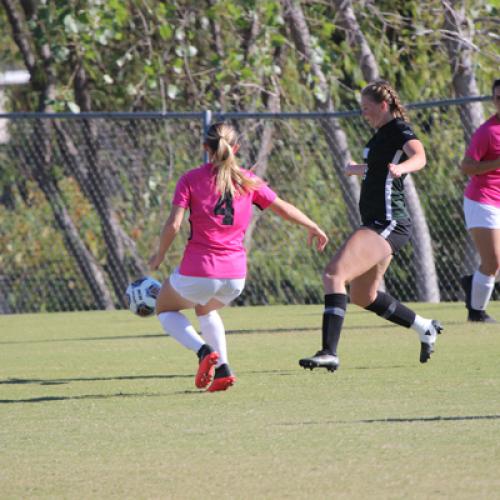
[{"xmin": 0, "ymin": 96, "xmax": 496, "ymax": 314}]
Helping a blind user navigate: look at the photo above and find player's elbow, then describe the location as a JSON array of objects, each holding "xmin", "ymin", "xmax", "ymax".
[
  {"xmin": 269, "ymin": 198, "xmax": 293, "ymax": 220},
  {"xmin": 165, "ymin": 217, "xmax": 182, "ymax": 234},
  {"xmin": 169, "ymin": 221, "xmax": 183, "ymax": 233},
  {"xmin": 460, "ymin": 158, "xmax": 476, "ymax": 175},
  {"xmin": 417, "ymin": 151, "xmax": 426, "ymax": 170}
]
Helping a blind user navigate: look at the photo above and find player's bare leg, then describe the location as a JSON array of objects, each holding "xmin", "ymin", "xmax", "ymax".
[
  {"xmin": 300, "ymin": 229, "xmax": 391, "ymax": 372},
  {"xmin": 156, "ymin": 279, "xmax": 219, "ymax": 389}
]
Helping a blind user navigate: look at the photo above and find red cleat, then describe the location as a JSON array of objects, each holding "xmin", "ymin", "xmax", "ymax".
[
  {"xmin": 195, "ymin": 351, "xmax": 219, "ymax": 389},
  {"xmin": 207, "ymin": 375, "xmax": 236, "ymax": 392}
]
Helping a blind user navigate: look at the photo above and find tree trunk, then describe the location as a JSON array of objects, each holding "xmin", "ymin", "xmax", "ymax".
[
  {"xmin": 74, "ymin": 58, "xmax": 147, "ymax": 302},
  {"xmin": 332, "ymin": 0, "xmax": 379, "ymax": 83},
  {"xmin": 405, "ymin": 177, "xmax": 440, "ymax": 301},
  {"xmin": 442, "ymin": 0, "xmax": 483, "ymax": 274},
  {"xmin": 29, "ymin": 120, "xmax": 115, "ymax": 309},
  {"xmin": 244, "ymin": 47, "xmax": 283, "ymax": 251},
  {"xmin": 283, "ymin": 0, "xmax": 361, "ymax": 229},
  {"xmin": 2, "ymin": 0, "xmax": 115, "ymax": 310},
  {"xmin": 442, "ymin": 0, "xmax": 484, "ymax": 143}
]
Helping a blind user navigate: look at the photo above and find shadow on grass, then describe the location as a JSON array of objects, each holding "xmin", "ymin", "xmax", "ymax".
[
  {"xmin": 0, "ymin": 324, "xmax": 399, "ymax": 345},
  {"xmin": 356, "ymin": 415, "xmax": 500, "ymax": 423},
  {"xmin": 0, "ymin": 368, "xmax": 298, "ymax": 403},
  {"xmin": 2, "ymin": 318, "xmax": 478, "ymax": 346},
  {"xmin": 0, "ymin": 333, "xmax": 165, "ymax": 345},
  {"xmin": 0, "ymin": 391, "xmax": 171, "ymax": 404},
  {"xmin": 277, "ymin": 414, "xmax": 500, "ymax": 425},
  {"xmin": 0, "ymin": 368, "xmax": 297, "ymax": 386},
  {"xmin": 0, "ymin": 373, "xmax": 192, "ymax": 386}
]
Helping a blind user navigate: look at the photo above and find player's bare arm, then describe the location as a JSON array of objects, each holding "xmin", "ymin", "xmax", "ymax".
[
  {"xmin": 345, "ymin": 163, "xmax": 367, "ymax": 176},
  {"xmin": 268, "ymin": 197, "xmax": 328, "ymax": 251},
  {"xmin": 460, "ymin": 155, "xmax": 500, "ymax": 176},
  {"xmin": 388, "ymin": 139, "xmax": 426, "ymax": 178},
  {"xmin": 149, "ymin": 205, "xmax": 185, "ymax": 270}
]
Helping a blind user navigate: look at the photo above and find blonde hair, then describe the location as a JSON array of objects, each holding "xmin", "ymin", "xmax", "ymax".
[
  {"xmin": 361, "ymin": 80, "xmax": 409, "ymax": 122},
  {"xmin": 204, "ymin": 122, "xmax": 261, "ymax": 197}
]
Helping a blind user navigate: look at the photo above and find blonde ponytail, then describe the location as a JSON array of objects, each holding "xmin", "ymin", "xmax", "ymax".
[{"xmin": 204, "ymin": 122, "xmax": 261, "ymax": 196}]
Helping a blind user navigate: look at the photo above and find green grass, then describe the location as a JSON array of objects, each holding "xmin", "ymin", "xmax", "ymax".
[{"xmin": 1, "ymin": 303, "xmax": 500, "ymax": 499}]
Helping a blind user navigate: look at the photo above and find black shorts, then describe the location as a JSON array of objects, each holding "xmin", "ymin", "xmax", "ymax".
[{"xmin": 362, "ymin": 219, "xmax": 412, "ymax": 254}]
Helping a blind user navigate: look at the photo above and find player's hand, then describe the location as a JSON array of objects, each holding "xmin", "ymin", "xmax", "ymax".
[
  {"xmin": 388, "ymin": 163, "xmax": 403, "ymax": 178},
  {"xmin": 345, "ymin": 163, "xmax": 367, "ymax": 176},
  {"xmin": 307, "ymin": 226, "xmax": 328, "ymax": 252},
  {"xmin": 148, "ymin": 252, "xmax": 164, "ymax": 271}
]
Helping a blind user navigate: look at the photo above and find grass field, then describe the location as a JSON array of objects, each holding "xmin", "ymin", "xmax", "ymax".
[{"xmin": 1, "ymin": 303, "xmax": 500, "ymax": 499}]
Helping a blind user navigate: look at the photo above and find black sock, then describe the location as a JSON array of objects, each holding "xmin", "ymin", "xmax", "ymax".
[
  {"xmin": 197, "ymin": 344, "xmax": 214, "ymax": 361},
  {"xmin": 365, "ymin": 291, "xmax": 415, "ymax": 328},
  {"xmin": 214, "ymin": 363, "xmax": 231, "ymax": 379},
  {"xmin": 322, "ymin": 293, "xmax": 347, "ymax": 355}
]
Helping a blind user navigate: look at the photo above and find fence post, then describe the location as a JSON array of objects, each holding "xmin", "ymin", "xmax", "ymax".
[{"xmin": 202, "ymin": 110, "xmax": 212, "ymax": 163}]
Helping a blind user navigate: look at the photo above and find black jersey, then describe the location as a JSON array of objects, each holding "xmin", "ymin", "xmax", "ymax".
[{"xmin": 359, "ymin": 118, "xmax": 418, "ymax": 223}]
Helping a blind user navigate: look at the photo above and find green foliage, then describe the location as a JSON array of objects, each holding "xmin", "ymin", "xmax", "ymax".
[
  {"xmin": 0, "ymin": 1, "xmax": 499, "ymax": 311},
  {"xmin": 1, "ymin": 0, "xmax": 497, "ymax": 111}
]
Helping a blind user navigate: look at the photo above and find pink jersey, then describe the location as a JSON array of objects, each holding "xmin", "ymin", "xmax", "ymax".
[
  {"xmin": 464, "ymin": 114, "xmax": 500, "ymax": 207},
  {"xmin": 172, "ymin": 163, "xmax": 277, "ymax": 278}
]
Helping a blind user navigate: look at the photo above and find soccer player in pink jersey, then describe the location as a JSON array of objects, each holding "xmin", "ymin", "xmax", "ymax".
[
  {"xmin": 148, "ymin": 122, "xmax": 328, "ymax": 392},
  {"xmin": 460, "ymin": 79, "xmax": 500, "ymax": 322}
]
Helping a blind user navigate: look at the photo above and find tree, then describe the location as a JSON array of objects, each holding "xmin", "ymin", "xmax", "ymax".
[
  {"xmin": 2, "ymin": 0, "xmax": 115, "ymax": 309},
  {"xmin": 282, "ymin": 0, "xmax": 361, "ymax": 229},
  {"xmin": 442, "ymin": 0, "xmax": 484, "ymax": 273}
]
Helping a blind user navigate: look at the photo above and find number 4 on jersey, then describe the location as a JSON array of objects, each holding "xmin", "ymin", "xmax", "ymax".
[{"xmin": 214, "ymin": 192, "xmax": 234, "ymax": 225}]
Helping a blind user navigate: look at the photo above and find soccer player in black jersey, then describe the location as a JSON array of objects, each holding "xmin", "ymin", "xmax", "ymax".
[{"xmin": 299, "ymin": 80, "xmax": 443, "ymax": 372}]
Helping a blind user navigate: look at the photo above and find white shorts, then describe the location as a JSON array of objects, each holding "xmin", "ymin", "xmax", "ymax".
[
  {"xmin": 464, "ymin": 197, "xmax": 500, "ymax": 230},
  {"xmin": 169, "ymin": 268, "xmax": 245, "ymax": 305}
]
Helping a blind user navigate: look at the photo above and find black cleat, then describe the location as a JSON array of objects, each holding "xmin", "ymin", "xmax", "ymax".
[
  {"xmin": 461, "ymin": 275, "xmax": 497, "ymax": 322},
  {"xmin": 299, "ymin": 350, "xmax": 339, "ymax": 372},
  {"xmin": 419, "ymin": 320, "xmax": 443, "ymax": 363},
  {"xmin": 420, "ymin": 342, "xmax": 434, "ymax": 363},
  {"xmin": 467, "ymin": 309, "xmax": 497, "ymax": 323}
]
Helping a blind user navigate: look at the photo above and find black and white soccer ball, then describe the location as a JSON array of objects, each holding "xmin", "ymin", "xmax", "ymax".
[{"xmin": 125, "ymin": 276, "xmax": 161, "ymax": 317}]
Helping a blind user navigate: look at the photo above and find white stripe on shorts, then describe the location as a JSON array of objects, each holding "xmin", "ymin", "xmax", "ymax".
[{"xmin": 380, "ymin": 220, "xmax": 397, "ymax": 240}]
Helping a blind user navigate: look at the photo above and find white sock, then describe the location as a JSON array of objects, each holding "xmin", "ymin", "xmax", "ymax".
[
  {"xmin": 471, "ymin": 271, "xmax": 495, "ymax": 310},
  {"xmin": 158, "ymin": 311, "xmax": 204, "ymax": 353},
  {"xmin": 411, "ymin": 315, "xmax": 432, "ymax": 339},
  {"xmin": 198, "ymin": 311, "xmax": 227, "ymax": 366}
]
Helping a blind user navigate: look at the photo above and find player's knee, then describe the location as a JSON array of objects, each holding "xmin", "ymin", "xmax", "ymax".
[
  {"xmin": 323, "ymin": 261, "xmax": 344, "ymax": 280},
  {"xmin": 493, "ymin": 257, "xmax": 500, "ymax": 276},
  {"xmin": 480, "ymin": 260, "xmax": 500, "ymax": 276},
  {"xmin": 350, "ymin": 290, "xmax": 377, "ymax": 308},
  {"xmin": 155, "ymin": 304, "xmax": 166, "ymax": 315},
  {"xmin": 322, "ymin": 268, "xmax": 345, "ymax": 289}
]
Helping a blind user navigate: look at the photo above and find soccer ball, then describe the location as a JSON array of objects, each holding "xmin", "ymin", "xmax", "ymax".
[{"xmin": 125, "ymin": 276, "xmax": 161, "ymax": 317}]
